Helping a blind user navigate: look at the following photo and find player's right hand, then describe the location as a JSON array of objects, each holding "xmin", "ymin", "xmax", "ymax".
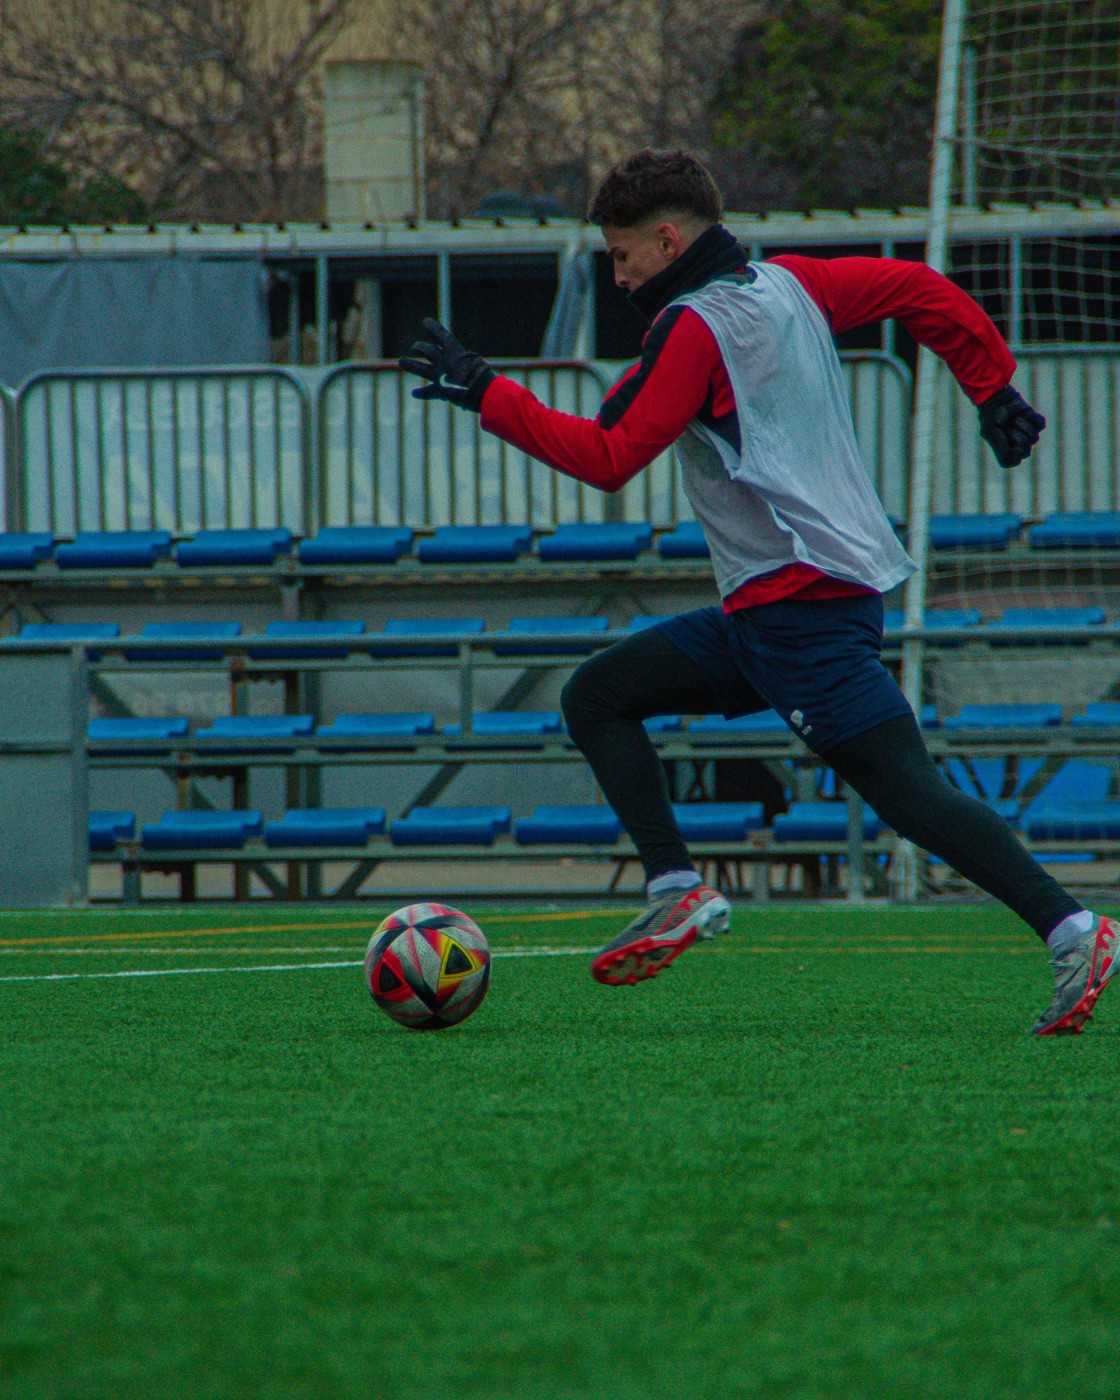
[{"xmin": 978, "ymin": 384, "xmax": 1046, "ymax": 468}]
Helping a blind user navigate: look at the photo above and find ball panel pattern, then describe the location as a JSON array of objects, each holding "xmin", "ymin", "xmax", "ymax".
[{"xmin": 365, "ymin": 903, "xmax": 491, "ymax": 1030}]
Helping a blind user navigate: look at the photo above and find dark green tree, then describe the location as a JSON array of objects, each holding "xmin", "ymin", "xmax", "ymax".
[
  {"xmin": 0, "ymin": 127, "xmax": 147, "ymax": 225},
  {"xmin": 712, "ymin": 0, "xmax": 941, "ymax": 211}
]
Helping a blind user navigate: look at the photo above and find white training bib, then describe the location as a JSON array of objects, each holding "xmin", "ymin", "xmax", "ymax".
[{"xmin": 670, "ymin": 263, "xmax": 915, "ymax": 599}]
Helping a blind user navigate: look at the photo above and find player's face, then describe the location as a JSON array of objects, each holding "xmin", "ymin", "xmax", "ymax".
[{"xmin": 602, "ymin": 219, "xmax": 692, "ymax": 291}]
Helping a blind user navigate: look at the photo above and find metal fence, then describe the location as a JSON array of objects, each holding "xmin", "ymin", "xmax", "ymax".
[
  {"xmin": 317, "ymin": 361, "xmax": 613, "ymax": 528},
  {"xmin": 15, "ymin": 368, "xmax": 312, "ymax": 535},
  {"xmin": 931, "ymin": 348, "xmax": 1120, "ymax": 516},
  {"xmin": 5, "ymin": 348, "xmax": 1115, "ymax": 536},
  {"xmin": 0, "ymin": 387, "xmax": 12, "ymax": 532}
]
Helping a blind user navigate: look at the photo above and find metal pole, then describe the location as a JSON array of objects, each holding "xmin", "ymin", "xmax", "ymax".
[
  {"xmin": 1008, "ymin": 235, "xmax": 1024, "ymax": 350},
  {"xmin": 962, "ymin": 42, "xmax": 978, "ymax": 206},
  {"xmin": 897, "ymin": 0, "xmax": 965, "ymax": 897},
  {"xmin": 315, "ymin": 255, "xmax": 329, "ymax": 366},
  {"xmin": 437, "ymin": 252, "xmax": 453, "ymax": 332}
]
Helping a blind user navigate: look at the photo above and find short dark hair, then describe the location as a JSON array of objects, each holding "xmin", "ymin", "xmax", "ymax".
[{"xmin": 588, "ymin": 149, "xmax": 723, "ymax": 228}]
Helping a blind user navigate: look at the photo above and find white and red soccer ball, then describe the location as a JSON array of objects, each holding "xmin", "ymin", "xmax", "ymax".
[{"xmin": 364, "ymin": 903, "xmax": 491, "ymax": 1030}]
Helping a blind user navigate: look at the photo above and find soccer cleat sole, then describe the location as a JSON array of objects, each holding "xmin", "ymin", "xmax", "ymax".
[
  {"xmin": 1033, "ymin": 922, "xmax": 1119, "ymax": 1036},
  {"xmin": 590, "ymin": 899, "xmax": 731, "ymax": 987},
  {"xmin": 1033, "ymin": 979, "xmax": 1109, "ymax": 1036}
]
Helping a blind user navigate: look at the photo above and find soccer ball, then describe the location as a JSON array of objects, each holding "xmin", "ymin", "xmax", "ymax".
[{"xmin": 364, "ymin": 903, "xmax": 491, "ymax": 1030}]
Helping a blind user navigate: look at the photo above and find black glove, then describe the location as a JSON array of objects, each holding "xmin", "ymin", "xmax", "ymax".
[
  {"xmin": 978, "ymin": 385, "xmax": 1046, "ymax": 468},
  {"xmin": 398, "ymin": 318, "xmax": 496, "ymax": 411}
]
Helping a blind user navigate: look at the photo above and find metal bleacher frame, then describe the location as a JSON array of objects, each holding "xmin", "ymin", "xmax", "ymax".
[{"xmin": 5, "ymin": 615, "xmax": 1120, "ymax": 905}]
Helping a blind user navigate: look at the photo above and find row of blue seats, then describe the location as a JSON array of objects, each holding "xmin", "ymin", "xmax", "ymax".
[
  {"xmin": 14, "ymin": 609, "xmax": 1120, "ymax": 661},
  {"xmin": 0, "ymin": 523, "xmax": 703, "ymax": 569},
  {"xmin": 927, "ymin": 512, "xmax": 1120, "ymax": 551},
  {"xmin": 4, "ymin": 512, "xmax": 1120, "ymax": 572},
  {"xmin": 91, "ymin": 802, "xmax": 766, "ymax": 851},
  {"xmin": 82, "ymin": 705, "xmax": 1120, "ymax": 750},
  {"xmin": 89, "ymin": 794, "xmax": 1120, "ymax": 852}
]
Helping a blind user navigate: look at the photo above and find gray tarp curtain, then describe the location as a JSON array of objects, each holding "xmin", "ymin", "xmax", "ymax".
[{"xmin": 0, "ymin": 257, "xmax": 270, "ymax": 389}]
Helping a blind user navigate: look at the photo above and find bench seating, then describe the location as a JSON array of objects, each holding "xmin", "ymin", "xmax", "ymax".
[
  {"xmin": 298, "ymin": 526, "xmax": 413, "ymax": 565},
  {"xmin": 493, "ymin": 616, "xmax": 610, "ymax": 656},
  {"xmin": 141, "ymin": 810, "xmax": 263, "ymax": 849},
  {"xmin": 1029, "ymin": 513, "xmax": 1120, "ymax": 550},
  {"xmin": 658, "ymin": 522, "xmax": 709, "ymax": 558},
  {"xmin": 390, "ymin": 806, "xmax": 512, "ymax": 846},
  {"xmin": 773, "ymin": 802, "xmax": 883, "ymax": 841},
  {"xmin": 538, "ymin": 523, "xmax": 653, "ymax": 561},
  {"xmin": 263, "ymin": 808, "xmax": 386, "ymax": 846},
  {"xmin": 89, "ymin": 810, "xmax": 136, "ymax": 850},
  {"xmin": 56, "ymin": 531, "xmax": 173, "ymax": 569},
  {"xmin": 175, "ymin": 528, "xmax": 291, "ymax": 567},
  {"xmin": 0, "ymin": 532, "xmax": 54, "ymax": 568},
  {"xmin": 417, "ymin": 525, "xmax": 533, "ymax": 563},
  {"xmin": 929, "ymin": 513, "xmax": 1021, "ymax": 550}
]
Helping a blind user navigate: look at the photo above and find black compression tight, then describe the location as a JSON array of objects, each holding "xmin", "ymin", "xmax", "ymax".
[{"xmin": 560, "ymin": 628, "xmax": 1082, "ymax": 942}]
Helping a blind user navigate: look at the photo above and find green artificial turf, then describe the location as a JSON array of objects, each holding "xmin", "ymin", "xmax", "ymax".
[{"xmin": 2, "ymin": 903, "xmax": 1120, "ymax": 1398}]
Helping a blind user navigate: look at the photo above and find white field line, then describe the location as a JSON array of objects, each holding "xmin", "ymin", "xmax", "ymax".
[{"xmin": 0, "ymin": 947, "xmax": 590, "ymax": 984}]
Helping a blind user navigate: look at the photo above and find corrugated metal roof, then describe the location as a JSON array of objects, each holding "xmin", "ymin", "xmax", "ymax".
[{"xmin": 0, "ymin": 203, "xmax": 1115, "ymax": 258}]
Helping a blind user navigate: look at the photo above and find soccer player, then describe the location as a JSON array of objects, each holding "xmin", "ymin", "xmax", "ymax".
[{"xmin": 401, "ymin": 148, "xmax": 1118, "ymax": 1036}]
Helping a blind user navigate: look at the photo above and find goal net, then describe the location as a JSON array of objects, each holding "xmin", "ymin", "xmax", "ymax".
[{"xmin": 897, "ymin": 0, "xmax": 1119, "ymax": 891}]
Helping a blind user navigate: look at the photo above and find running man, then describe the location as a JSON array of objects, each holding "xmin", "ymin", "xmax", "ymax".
[{"xmin": 401, "ymin": 148, "xmax": 1118, "ymax": 1036}]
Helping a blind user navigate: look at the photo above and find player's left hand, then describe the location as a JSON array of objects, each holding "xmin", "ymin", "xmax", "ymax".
[
  {"xmin": 978, "ymin": 384, "xmax": 1046, "ymax": 468},
  {"xmin": 399, "ymin": 318, "xmax": 496, "ymax": 412}
]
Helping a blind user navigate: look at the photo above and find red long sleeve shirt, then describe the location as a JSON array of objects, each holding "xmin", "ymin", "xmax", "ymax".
[{"xmin": 480, "ymin": 255, "xmax": 1016, "ymax": 608}]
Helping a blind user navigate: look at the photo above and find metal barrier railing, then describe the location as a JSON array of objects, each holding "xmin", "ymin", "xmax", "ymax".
[
  {"xmin": 8, "ymin": 347, "xmax": 1115, "ymax": 536},
  {"xmin": 932, "ymin": 347, "xmax": 1120, "ymax": 516},
  {"xmin": 14, "ymin": 367, "xmax": 312, "ymax": 535},
  {"xmin": 317, "ymin": 361, "xmax": 614, "ymax": 528},
  {"xmin": 0, "ymin": 386, "xmax": 12, "ymax": 533}
]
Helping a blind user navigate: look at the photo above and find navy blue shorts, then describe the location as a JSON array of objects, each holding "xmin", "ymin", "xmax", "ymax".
[{"xmin": 656, "ymin": 594, "xmax": 913, "ymax": 752}]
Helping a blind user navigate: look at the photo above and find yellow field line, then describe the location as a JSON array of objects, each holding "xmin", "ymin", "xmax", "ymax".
[{"xmin": 0, "ymin": 907, "xmax": 621, "ymax": 949}]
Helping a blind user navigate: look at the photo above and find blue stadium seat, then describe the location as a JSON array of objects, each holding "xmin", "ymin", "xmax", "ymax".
[
  {"xmin": 317, "ymin": 713, "xmax": 436, "ymax": 740},
  {"xmin": 176, "ymin": 528, "xmax": 292, "ymax": 567},
  {"xmin": 882, "ymin": 608, "xmax": 982, "ymax": 635},
  {"xmin": 390, "ymin": 806, "xmax": 512, "ymax": 846},
  {"xmin": 194, "ymin": 715, "xmax": 314, "ymax": 751},
  {"xmin": 493, "ymin": 616, "xmax": 610, "ymax": 655},
  {"xmin": 443, "ymin": 711, "xmax": 563, "ymax": 737},
  {"xmin": 773, "ymin": 802, "xmax": 883, "ymax": 841},
  {"xmin": 252, "ymin": 620, "xmax": 365, "ymax": 659},
  {"xmin": 19, "ymin": 622, "xmax": 121, "ymax": 659},
  {"xmin": 672, "ymin": 803, "xmax": 765, "ymax": 840},
  {"xmin": 644, "ymin": 715, "xmax": 683, "ymax": 733},
  {"xmin": 141, "ymin": 810, "xmax": 263, "ymax": 849},
  {"xmin": 298, "ymin": 526, "xmax": 413, "ymax": 565},
  {"xmin": 263, "ymin": 808, "xmax": 386, "ymax": 847},
  {"xmin": 943, "ymin": 704, "xmax": 1062, "ymax": 730},
  {"xmin": 0, "ymin": 533, "xmax": 54, "ymax": 569},
  {"xmin": 928, "ymin": 513, "xmax": 1022, "ymax": 550},
  {"xmin": 514, "ymin": 805, "xmax": 621, "ymax": 844},
  {"xmin": 538, "ymin": 522, "xmax": 653, "ymax": 561},
  {"xmin": 369, "ymin": 618, "xmax": 485, "ymax": 657},
  {"xmin": 20, "ymin": 622, "xmax": 121, "ymax": 641},
  {"xmin": 55, "ymin": 531, "xmax": 172, "ymax": 569},
  {"xmin": 1024, "ymin": 801, "xmax": 1120, "ymax": 841},
  {"xmin": 126, "ymin": 621, "xmax": 241, "ymax": 661},
  {"xmin": 627, "ymin": 615, "xmax": 675, "ymax": 631},
  {"xmin": 89, "ymin": 810, "xmax": 136, "ymax": 851},
  {"xmin": 418, "ymin": 525, "xmax": 533, "ymax": 564},
  {"xmin": 1029, "ymin": 512, "xmax": 1120, "ymax": 550},
  {"xmin": 989, "ymin": 607, "xmax": 1105, "ymax": 644},
  {"xmin": 1072, "ymin": 703, "xmax": 1120, "ymax": 728},
  {"xmin": 690, "ymin": 711, "xmax": 789, "ymax": 739},
  {"xmin": 88, "ymin": 717, "xmax": 190, "ymax": 753},
  {"xmin": 658, "ymin": 522, "xmax": 709, "ymax": 559}
]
